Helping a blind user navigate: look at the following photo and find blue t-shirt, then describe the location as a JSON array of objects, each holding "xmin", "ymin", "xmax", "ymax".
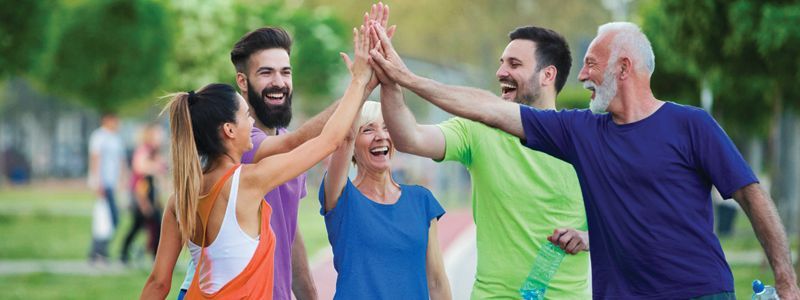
[
  {"xmin": 318, "ymin": 177, "xmax": 445, "ymax": 299},
  {"xmin": 519, "ymin": 102, "xmax": 757, "ymax": 299}
]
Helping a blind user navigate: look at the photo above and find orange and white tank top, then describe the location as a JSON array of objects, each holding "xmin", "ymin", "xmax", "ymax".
[{"xmin": 185, "ymin": 164, "xmax": 276, "ymax": 300}]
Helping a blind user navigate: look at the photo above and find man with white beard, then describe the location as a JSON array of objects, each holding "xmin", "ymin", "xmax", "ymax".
[{"xmin": 367, "ymin": 20, "xmax": 800, "ymax": 299}]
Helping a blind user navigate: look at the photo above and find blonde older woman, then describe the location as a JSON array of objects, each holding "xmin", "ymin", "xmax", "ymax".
[{"xmin": 320, "ymin": 100, "xmax": 451, "ymax": 299}]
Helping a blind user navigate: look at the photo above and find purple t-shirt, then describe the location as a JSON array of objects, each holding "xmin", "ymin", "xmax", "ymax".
[
  {"xmin": 243, "ymin": 127, "xmax": 307, "ymax": 300},
  {"xmin": 180, "ymin": 127, "xmax": 307, "ymax": 300},
  {"xmin": 519, "ymin": 102, "xmax": 757, "ymax": 298}
]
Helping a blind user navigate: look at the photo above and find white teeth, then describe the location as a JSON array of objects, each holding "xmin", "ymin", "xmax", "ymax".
[
  {"xmin": 266, "ymin": 93, "xmax": 283, "ymax": 98},
  {"xmin": 370, "ymin": 146, "xmax": 389, "ymax": 153},
  {"xmin": 500, "ymin": 83, "xmax": 517, "ymax": 89}
]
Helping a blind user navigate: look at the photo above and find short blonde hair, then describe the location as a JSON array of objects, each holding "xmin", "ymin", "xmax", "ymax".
[{"xmin": 355, "ymin": 100, "xmax": 382, "ymax": 131}]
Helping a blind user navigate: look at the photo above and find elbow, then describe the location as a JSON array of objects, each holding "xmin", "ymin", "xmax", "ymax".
[
  {"xmin": 428, "ymin": 276, "xmax": 451, "ymax": 300},
  {"xmin": 316, "ymin": 134, "xmax": 341, "ymax": 156},
  {"xmin": 141, "ymin": 275, "xmax": 171, "ymax": 299},
  {"xmin": 393, "ymin": 139, "xmax": 414, "ymax": 153}
]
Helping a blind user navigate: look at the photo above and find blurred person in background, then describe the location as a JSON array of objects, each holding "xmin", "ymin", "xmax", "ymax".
[
  {"xmin": 121, "ymin": 123, "xmax": 167, "ymax": 264},
  {"xmin": 87, "ymin": 112, "xmax": 126, "ymax": 264}
]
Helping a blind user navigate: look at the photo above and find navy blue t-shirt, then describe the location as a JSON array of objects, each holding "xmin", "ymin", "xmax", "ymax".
[
  {"xmin": 318, "ymin": 177, "xmax": 445, "ymax": 299},
  {"xmin": 519, "ymin": 102, "xmax": 757, "ymax": 299}
]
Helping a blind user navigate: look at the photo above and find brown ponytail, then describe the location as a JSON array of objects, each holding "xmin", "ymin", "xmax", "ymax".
[{"xmin": 162, "ymin": 92, "xmax": 202, "ymax": 243}]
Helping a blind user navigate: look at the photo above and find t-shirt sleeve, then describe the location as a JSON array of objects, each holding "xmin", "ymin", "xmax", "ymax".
[
  {"xmin": 423, "ymin": 188, "xmax": 446, "ymax": 222},
  {"xmin": 437, "ymin": 117, "xmax": 473, "ymax": 166},
  {"xmin": 518, "ymin": 105, "xmax": 575, "ymax": 161},
  {"xmin": 89, "ymin": 132, "xmax": 102, "ymax": 154},
  {"xmin": 318, "ymin": 175, "xmax": 350, "ymax": 217},
  {"xmin": 298, "ymin": 175, "xmax": 308, "ymax": 200},
  {"xmin": 241, "ymin": 128, "xmax": 267, "ymax": 164},
  {"xmin": 691, "ymin": 110, "xmax": 758, "ymax": 199}
]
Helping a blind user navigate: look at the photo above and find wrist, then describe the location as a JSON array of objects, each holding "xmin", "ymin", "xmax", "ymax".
[
  {"xmin": 380, "ymin": 82, "xmax": 401, "ymax": 93},
  {"xmin": 397, "ymin": 70, "xmax": 417, "ymax": 87}
]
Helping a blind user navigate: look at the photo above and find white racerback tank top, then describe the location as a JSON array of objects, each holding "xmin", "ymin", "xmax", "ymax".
[{"xmin": 187, "ymin": 166, "xmax": 259, "ymax": 293}]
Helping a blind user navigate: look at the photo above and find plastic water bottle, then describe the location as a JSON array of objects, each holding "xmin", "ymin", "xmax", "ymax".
[
  {"xmin": 519, "ymin": 242, "xmax": 566, "ymax": 300},
  {"xmin": 752, "ymin": 279, "xmax": 780, "ymax": 300}
]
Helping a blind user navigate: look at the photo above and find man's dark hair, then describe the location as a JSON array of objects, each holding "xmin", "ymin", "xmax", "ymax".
[
  {"xmin": 509, "ymin": 26, "xmax": 572, "ymax": 93},
  {"xmin": 230, "ymin": 27, "xmax": 292, "ymax": 73}
]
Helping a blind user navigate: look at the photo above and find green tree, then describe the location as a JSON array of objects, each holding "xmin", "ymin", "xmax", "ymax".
[
  {"xmin": 0, "ymin": 0, "xmax": 57, "ymax": 79},
  {"xmin": 43, "ymin": 0, "xmax": 172, "ymax": 113},
  {"xmin": 162, "ymin": 0, "xmax": 238, "ymax": 92}
]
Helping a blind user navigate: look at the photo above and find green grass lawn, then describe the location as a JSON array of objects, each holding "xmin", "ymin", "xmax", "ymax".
[
  {"xmin": 0, "ymin": 182, "xmax": 797, "ymax": 299},
  {"xmin": 0, "ymin": 271, "xmax": 188, "ymax": 300}
]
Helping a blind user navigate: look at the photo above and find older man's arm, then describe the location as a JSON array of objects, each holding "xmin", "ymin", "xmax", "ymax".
[
  {"xmin": 368, "ymin": 23, "xmax": 524, "ymax": 139},
  {"xmin": 733, "ymin": 183, "xmax": 800, "ymax": 299}
]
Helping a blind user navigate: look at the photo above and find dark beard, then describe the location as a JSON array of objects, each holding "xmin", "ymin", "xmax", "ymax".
[{"xmin": 246, "ymin": 80, "xmax": 293, "ymax": 129}]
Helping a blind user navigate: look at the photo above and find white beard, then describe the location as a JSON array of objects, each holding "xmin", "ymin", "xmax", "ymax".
[{"xmin": 587, "ymin": 66, "xmax": 618, "ymax": 114}]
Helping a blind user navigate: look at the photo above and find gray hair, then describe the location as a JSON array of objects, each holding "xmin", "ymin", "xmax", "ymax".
[{"xmin": 597, "ymin": 22, "xmax": 655, "ymax": 77}]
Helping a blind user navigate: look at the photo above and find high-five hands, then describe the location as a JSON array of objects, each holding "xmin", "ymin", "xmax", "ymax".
[
  {"xmin": 341, "ymin": 2, "xmax": 396, "ymax": 91},
  {"xmin": 367, "ymin": 19, "xmax": 412, "ymax": 86}
]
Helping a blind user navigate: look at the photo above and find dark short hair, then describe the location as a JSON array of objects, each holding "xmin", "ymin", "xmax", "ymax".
[
  {"xmin": 230, "ymin": 27, "xmax": 293, "ymax": 73},
  {"xmin": 509, "ymin": 26, "xmax": 572, "ymax": 93}
]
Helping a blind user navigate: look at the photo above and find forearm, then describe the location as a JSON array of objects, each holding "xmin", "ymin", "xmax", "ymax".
[
  {"xmin": 320, "ymin": 79, "xmax": 368, "ymax": 143},
  {"xmin": 735, "ymin": 184, "xmax": 797, "ymax": 286},
  {"xmin": 253, "ymin": 100, "xmax": 340, "ymax": 162},
  {"xmin": 289, "ymin": 100, "xmax": 340, "ymax": 147},
  {"xmin": 400, "ymin": 73, "xmax": 499, "ymax": 127},
  {"xmin": 140, "ymin": 276, "xmax": 171, "ymax": 300},
  {"xmin": 380, "ymin": 84, "xmax": 418, "ymax": 150},
  {"xmin": 291, "ymin": 234, "xmax": 317, "ymax": 300}
]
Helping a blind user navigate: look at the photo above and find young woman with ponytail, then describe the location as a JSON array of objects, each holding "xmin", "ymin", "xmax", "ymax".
[{"xmin": 140, "ymin": 23, "xmax": 373, "ymax": 299}]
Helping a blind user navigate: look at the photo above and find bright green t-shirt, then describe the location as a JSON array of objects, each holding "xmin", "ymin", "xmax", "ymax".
[{"xmin": 438, "ymin": 117, "xmax": 589, "ymax": 299}]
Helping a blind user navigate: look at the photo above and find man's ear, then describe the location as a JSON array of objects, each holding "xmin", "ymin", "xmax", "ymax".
[
  {"xmin": 619, "ymin": 57, "xmax": 632, "ymax": 80},
  {"xmin": 236, "ymin": 72, "xmax": 248, "ymax": 93},
  {"xmin": 540, "ymin": 65, "xmax": 557, "ymax": 87}
]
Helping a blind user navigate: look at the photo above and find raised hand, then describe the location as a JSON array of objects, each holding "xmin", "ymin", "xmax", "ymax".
[
  {"xmin": 368, "ymin": 22, "xmax": 412, "ymax": 86},
  {"xmin": 349, "ymin": 20, "xmax": 373, "ymax": 85},
  {"xmin": 342, "ymin": 2, "xmax": 396, "ymax": 90}
]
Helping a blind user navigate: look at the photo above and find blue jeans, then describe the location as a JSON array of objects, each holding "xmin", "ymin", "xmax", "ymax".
[{"xmin": 103, "ymin": 187, "xmax": 119, "ymax": 227}]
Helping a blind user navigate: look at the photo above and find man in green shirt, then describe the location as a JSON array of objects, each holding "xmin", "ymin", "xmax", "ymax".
[{"xmin": 378, "ymin": 26, "xmax": 590, "ymax": 298}]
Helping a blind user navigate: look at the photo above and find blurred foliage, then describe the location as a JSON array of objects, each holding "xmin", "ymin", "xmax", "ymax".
[
  {"xmin": 42, "ymin": 0, "xmax": 173, "ymax": 114},
  {"xmin": 163, "ymin": 0, "xmax": 238, "ymax": 92},
  {"xmin": 557, "ymin": 86, "xmax": 592, "ymax": 110},
  {"xmin": 1, "ymin": 0, "xmax": 346, "ymax": 115},
  {"xmin": 641, "ymin": 0, "xmax": 800, "ymax": 138},
  {"xmin": 300, "ymin": 0, "xmax": 611, "ymax": 89},
  {"xmin": 0, "ymin": 0, "xmax": 57, "ymax": 79}
]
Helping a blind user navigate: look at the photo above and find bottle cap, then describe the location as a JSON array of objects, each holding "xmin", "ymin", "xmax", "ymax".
[{"xmin": 752, "ymin": 279, "xmax": 765, "ymax": 293}]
